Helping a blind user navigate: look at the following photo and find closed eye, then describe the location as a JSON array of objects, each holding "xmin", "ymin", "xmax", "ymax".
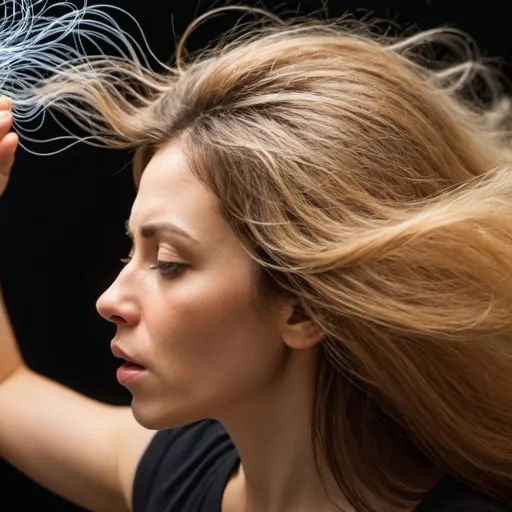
[
  {"xmin": 120, "ymin": 256, "xmax": 186, "ymax": 277},
  {"xmin": 150, "ymin": 261, "xmax": 186, "ymax": 276}
]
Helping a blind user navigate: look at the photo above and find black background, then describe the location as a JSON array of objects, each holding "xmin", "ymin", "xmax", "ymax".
[{"xmin": 0, "ymin": 1, "xmax": 508, "ymax": 510}]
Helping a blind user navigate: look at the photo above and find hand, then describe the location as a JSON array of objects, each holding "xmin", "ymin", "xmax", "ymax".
[{"xmin": 0, "ymin": 97, "xmax": 19, "ymax": 197}]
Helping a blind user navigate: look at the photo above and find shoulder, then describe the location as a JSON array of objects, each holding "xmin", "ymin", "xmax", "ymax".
[
  {"xmin": 132, "ymin": 419, "xmax": 238, "ymax": 512},
  {"xmin": 416, "ymin": 477, "xmax": 511, "ymax": 512}
]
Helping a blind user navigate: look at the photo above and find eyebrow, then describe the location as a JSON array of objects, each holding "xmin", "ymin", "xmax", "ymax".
[{"xmin": 125, "ymin": 220, "xmax": 200, "ymax": 245}]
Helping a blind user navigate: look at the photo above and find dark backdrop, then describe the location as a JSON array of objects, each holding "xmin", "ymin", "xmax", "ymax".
[{"xmin": 0, "ymin": 1, "xmax": 508, "ymax": 510}]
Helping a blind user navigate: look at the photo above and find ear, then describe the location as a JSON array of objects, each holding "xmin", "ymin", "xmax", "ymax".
[{"xmin": 281, "ymin": 302, "xmax": 324, "ymax": 350}]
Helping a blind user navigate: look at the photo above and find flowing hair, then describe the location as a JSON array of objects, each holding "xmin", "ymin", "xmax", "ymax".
[{"xmin": 16, "ymin": 3, "xmax": 512, "ymax": 510}]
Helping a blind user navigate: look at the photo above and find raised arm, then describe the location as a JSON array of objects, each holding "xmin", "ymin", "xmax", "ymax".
[
  {"xmin": 0, "ymin": 366, "xmax": 155, "ymax": 511},
  {"xmin": 0, "ymin": 98, "xmax": 155, "ymax": 512}
]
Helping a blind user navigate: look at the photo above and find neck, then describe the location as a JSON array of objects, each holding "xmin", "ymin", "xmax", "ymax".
[{"xmin": 217, "ymin": 347, "xmax": 350, "ymax": 512}]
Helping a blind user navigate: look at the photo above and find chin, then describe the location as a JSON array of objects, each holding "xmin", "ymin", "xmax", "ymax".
[{"xmin": 130, "ymin": 397, "xmax": 205, "ymax": 430}]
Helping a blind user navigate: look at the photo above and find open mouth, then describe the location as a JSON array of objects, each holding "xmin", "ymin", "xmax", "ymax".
[
  {"xmin": 121, "ymin": 360, "xmax": 145, "ymax": 370},
  {"xmin": 111, "ymin": 344, "xmax": 147, "ymax": 376},
  {"xmin": 116, "ymin": 357, "xmax": 147, "ymax": 386}
]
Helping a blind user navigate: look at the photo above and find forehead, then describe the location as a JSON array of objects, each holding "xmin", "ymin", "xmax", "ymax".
[{"xmin": 130, "ymin": 144, "xmax": 218, "ymax": 230}]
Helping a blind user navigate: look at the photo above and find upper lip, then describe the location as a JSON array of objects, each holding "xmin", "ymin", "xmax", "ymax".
[{"xmin": 111, "ymin": 342, "xmax": 146, "ymax": 368}]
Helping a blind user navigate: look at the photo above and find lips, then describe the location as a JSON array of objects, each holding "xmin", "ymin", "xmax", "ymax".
[{"xmin": 111, "ymin": 343, "xmax": 146, "ymax": 369}]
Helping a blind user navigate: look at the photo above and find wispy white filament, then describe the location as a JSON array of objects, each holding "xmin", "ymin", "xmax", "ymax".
[{"xmin": 0, "ymin": 0, "xmax": 167, "ymax": 155}]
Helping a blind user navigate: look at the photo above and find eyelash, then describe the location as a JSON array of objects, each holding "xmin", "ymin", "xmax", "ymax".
[{"xmin": 119, "ymin": 256, "xmax": 186, "ymax": 277}]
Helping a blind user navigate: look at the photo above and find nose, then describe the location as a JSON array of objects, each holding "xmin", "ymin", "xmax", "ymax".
[{"xmin": 96, "ymin": 278, "xmax": 139, "ymax": 326}]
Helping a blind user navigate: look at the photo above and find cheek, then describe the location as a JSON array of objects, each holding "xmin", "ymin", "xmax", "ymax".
[{"xmin": 146, "ymin": 274, "xmax": 282, "ymax": 386}]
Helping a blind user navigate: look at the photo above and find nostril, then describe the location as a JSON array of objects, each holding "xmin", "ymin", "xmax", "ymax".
[
  {"xmin": 96, "ymin": 292, "xmax": 139, "ymax": 326},
  {"xmin": 109, "ymin": 314, "xmax": 126, "ymax": 324}
]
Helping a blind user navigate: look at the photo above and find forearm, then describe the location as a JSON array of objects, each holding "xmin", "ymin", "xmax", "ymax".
[
  {"xmin": 0, "ymin": 367, "xmax": 129, "ymax": 512},
  {"xmin": 0, "ymin": 288, "xmax": 25, "ymax": 383}
]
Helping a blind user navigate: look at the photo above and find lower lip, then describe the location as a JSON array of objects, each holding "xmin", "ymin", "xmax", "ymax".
[{"xmin": 116, "ymin": 363, "xmax": 147, "ymax": 387}]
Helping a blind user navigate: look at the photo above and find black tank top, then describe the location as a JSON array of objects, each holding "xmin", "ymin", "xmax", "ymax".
[{"xmin": 132, "ymin": 419, "xmax": 510, "ymax": 512}]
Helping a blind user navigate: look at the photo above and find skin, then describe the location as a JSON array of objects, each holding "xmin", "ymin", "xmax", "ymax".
[
  {"xmin": 95, "ymin": 142, "xmax": 351, "ymax": 512},
  {"xmin": 0, "ymin": 97, "xmax": 18, "ymax": 199},
  {"xmin": 0, "ymin": 110, "xmax": 414, "ymax": 512},
  {"xmin": 0, "ymin": 97, "xmax": 22, "ymax": 385}
]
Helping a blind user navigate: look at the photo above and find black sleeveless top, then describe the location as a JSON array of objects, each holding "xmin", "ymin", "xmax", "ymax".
[{"xmin": 133, "ymin": 419, "xmax": 510, "ymax": 512}]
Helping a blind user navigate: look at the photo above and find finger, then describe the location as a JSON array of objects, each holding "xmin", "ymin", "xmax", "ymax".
[
  {"xmin": 0, "ymin": 130, "xmax": 18, "ymax": 159},
  {"xmin": 0, "ymin": 96, "xmax": 12, "ymax": 112},
  {"xmin": 0, "ymin": 132, "xmax": 18, "ymax": 196},
  {"xmin": 0, "ymin": 96, "xmax": 14, "ymax": 139},
  {"xmin": 0, "ymin": 129, "xmax": 18, "ymax": 149},
  {"xmin": 0, "ymin": 111, "xmax": 13, "ymax": 140},
  {"xmin": 0, "ymin": 132, "xmax": 18, "ymax": 174},
  {"xmin": 0, "ymin": 153, "xmax": 14, "ymax": 192}
]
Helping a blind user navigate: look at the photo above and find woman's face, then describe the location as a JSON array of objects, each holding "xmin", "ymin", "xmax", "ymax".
[{"xmin": 96, "ymin": 143, "xmax": 290, "ymax": 429}]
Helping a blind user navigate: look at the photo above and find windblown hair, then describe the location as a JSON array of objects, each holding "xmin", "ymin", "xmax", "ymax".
[{"xmin": 33, "ymin": 6, "xmax": 512, "ymax": 511}]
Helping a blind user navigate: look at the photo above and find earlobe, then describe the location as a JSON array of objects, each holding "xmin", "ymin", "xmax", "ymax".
[{"xmin": 282, "ymin": 304, "xmax": 324, "ymax": 350}]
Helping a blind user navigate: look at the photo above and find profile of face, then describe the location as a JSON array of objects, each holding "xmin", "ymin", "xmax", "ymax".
[{"xmin": 96, "ymin": 143, "xmax": 310, "ymax": 430}]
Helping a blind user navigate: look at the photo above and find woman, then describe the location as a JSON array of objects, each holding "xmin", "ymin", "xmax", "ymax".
[{"xmin": 0, "ymin": 9, "xmax": 511, "ymax": 512}]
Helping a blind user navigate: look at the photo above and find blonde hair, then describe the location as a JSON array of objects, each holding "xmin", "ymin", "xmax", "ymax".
[{"xmin": 35, "ymin": 7, "xmax": 512, "ymax": 511}]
